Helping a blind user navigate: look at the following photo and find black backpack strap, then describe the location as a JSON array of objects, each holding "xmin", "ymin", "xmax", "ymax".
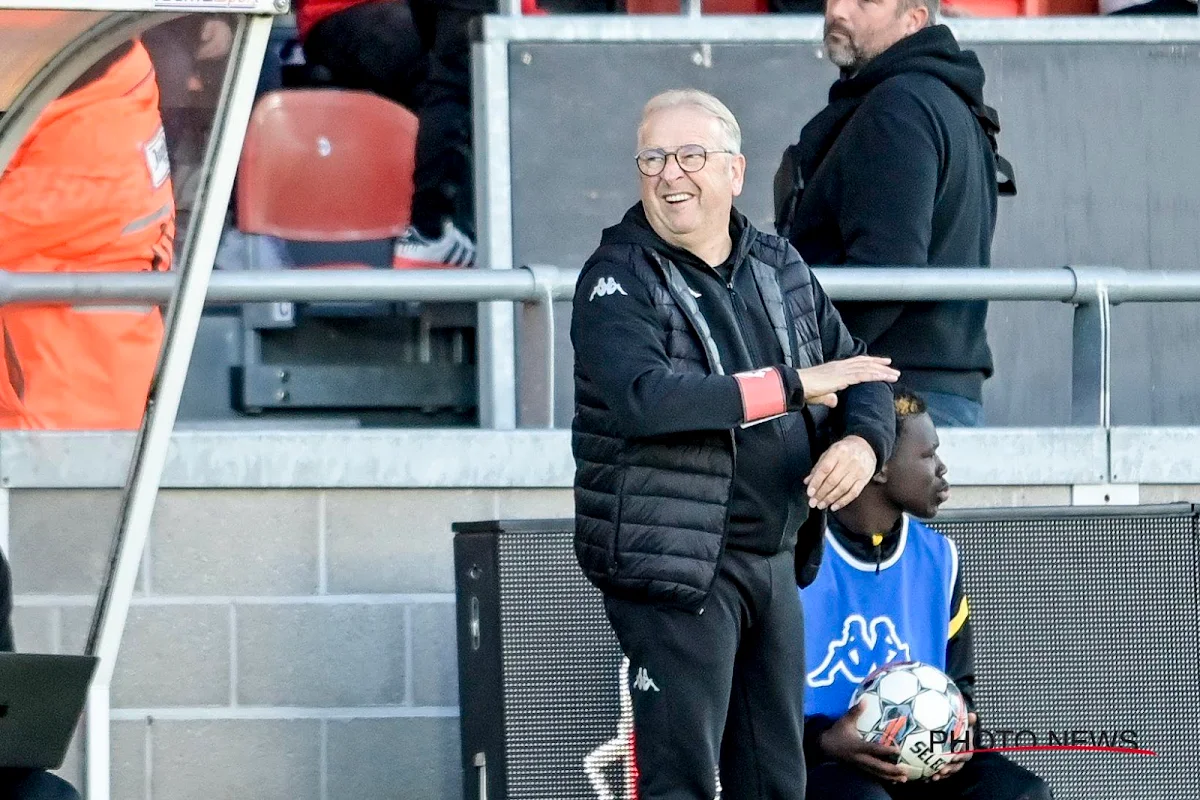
[
  {"xmin": 973, "ymin": 102, "xmax": 1017, "ymax": 197},
  {"xmin": 773, "ymin": 141, "xmax": 806, "ymax": 239}
]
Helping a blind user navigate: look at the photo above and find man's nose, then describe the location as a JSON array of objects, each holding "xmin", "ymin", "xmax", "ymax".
[
  {"xmin": 825, "ymin": 0, "xmax": 851, "ymax": 23},
  {"xmin": 660, "ymin": 153, "xmax": 687, "ymax": 181},
  {"xmin": 936, "ymin": 457, "xmax": 948, "ymax": 478}
]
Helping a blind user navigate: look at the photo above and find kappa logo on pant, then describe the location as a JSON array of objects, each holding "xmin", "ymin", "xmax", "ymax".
[
  {"xmin": 632, "ymin": 666, "xmax": 660, "ymax": 692},
  {"xmin": 586, "ymin": 658, "xmax": 722, "ymax": 800},
  {"xmin": 589, "ymin": 276, "xmax": 628, "ymax": 301}
]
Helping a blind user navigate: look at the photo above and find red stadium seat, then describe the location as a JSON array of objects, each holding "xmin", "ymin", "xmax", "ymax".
[
  {"xmin": 1022, "ymin": 0, "xmax": 1099, "ymax": 13},
  {"xmin": 236, "ymin": 89, "xmax": 417, "ymax": 244},
  {"xmin": 943, "ymin": 0, "xmax": 1024, "ymax": 15},
  {"xmin": 943, "ymin": 0, "xmax": 1098, "ymax": 15}
]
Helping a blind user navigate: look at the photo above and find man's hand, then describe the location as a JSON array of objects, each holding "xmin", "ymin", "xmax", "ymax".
[
  {"xmin": 805, "ymin": 435, "xmax": 877, "ymax": 511},
  {"xmin": 796, "ymin": 356, "xmax": 899, "ymax": 408},
  {"xmin": 930, "ymin": 713, "xmax": 978, "ymax": 782},
  {"xmin": 819, "ymin": 702, "xmax": 909, "ymax": 783}
]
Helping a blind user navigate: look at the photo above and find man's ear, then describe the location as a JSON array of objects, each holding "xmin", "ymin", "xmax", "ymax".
[
  {"xmin": 730, "ymin": 153, "xmax": 747, "ymax": 197},
  {"xmin": 871, "ymin": 463, "xmax": 889, "ymax": 485},
  {"xmin": 905, "ymin": 4, "xmax": 929, "ymax": 33}
]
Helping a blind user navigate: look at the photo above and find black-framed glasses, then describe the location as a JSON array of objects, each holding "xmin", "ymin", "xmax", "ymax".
[{"xmin": 635, "ymin": 144, "xmax": 734, "ymax": 177}]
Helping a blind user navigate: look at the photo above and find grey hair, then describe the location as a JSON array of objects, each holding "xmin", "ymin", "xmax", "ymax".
[{"xmin": 638, "ymin": 89, "xmax": 742, "ymax": 155}]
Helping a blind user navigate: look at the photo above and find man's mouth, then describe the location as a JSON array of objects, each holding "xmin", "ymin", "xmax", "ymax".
[{"xmin": 662, "ymin": 192, "xmax": 693, "ymax": 205}]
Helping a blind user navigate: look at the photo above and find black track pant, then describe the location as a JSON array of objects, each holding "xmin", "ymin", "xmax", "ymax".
[
  {"xmin": 806, "ymin": 753, "xmax": 1053, "ymax": 800},
  {"xmin": 603, "ymin": 548, "xmax": 807, "ymax": 800}
]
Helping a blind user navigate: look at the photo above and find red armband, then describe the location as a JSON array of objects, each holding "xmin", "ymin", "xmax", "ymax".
[{"xmin": 732, "ymin": 367, "xmax": 787, "ymax": 425}]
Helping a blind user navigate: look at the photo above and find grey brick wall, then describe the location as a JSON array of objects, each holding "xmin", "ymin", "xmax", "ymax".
[
  {"xmin": 11, "ymin": 482, "xmax": 1174, "ymax": 799},
  {"xmin": 8, "ymin": 487, "xmax": 575, "ymax": 800}
]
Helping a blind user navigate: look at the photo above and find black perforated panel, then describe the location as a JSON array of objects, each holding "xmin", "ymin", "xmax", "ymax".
[
  {"xmin": 456, "ymin": 507, "xmax": 1200, "ymax": 800},
  {"xmin": 934, "ymin": 512, "xmax": 1200, "ymax": 799},
  {"xmin": 495, "ymin": 531, "xmax": 626, "ymax": 799}
]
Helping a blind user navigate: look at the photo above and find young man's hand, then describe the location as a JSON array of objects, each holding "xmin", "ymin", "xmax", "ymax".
[
  {"xmin": 930, "ymin": 712, "xmax": 978, "ymax": 782},
  {"xmin": 819, "ymin": 701, "xmax": 910, "ymax": 783}
]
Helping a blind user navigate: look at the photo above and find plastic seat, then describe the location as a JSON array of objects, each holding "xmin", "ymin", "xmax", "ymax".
[
  {"xmin": 943, "ymin": 0, "xmax": 1098, "ymax": 14},
  {"xmin": 1022, "ymin": 0, "xmax": 1099, "ymax": 13},
  {"xmin": 943, "ymin": 0, "xmax": 1023, "ymax": 14},
  {"xmin": 236, "ymin": 89, "xmax": 417, "ymax": 248}
]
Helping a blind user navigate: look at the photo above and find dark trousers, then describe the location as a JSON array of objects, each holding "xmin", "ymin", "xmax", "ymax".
[
  {"xmin": 304, "ymin": 0, "xmax": 481, "ymax": 239},
  {"xmin": 408, "ymin": 0, "xmax": 485, "ymax": 240},
  {"xmin": 806, "ymin": 753, "xmax": 1053, "ymax": 800},
  {"xmin": 603, "ymin": 548, "xmax": 806, "ymax": 800},
  {"xmin": 0, "ymin": 770, "xmax": 81, "ymax": 800},
  {"xmin": 303, "ymin": 1, "xmax": 427, "ymax": 111}
]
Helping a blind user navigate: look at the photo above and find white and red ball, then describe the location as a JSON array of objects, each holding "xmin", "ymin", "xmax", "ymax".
[{"xmin": 849, "ymin": 660, "xmax": 970, "ymax": 780}]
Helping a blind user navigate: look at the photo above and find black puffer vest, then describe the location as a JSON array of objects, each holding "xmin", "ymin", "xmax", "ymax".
[{"xmin": 573, "ymin": 217, "xmax": 831, "ymax": 612}]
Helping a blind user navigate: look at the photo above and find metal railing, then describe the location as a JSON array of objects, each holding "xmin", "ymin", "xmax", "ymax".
[
  {"xmin": 7, "ymin": 263, "xmax": 1200, "ymax": 303},
  {"xmin": 4, "ymin": 264, "xmax": 1200, "ymax": 427}
]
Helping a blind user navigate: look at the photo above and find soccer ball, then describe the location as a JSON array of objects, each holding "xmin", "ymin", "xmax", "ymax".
[{"xmin": 848, "ymin": 661, "xmax": 969, "ymax": 780}]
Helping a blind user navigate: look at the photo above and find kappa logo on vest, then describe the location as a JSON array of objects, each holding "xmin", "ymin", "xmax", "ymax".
[
  {"xmin": 632, "ymin": 666, "xmax": 660, "ymax": 692},
  {"xmin": 807, "ymin": 614, "xmax": 911, "ymax": 688},
  {"xmin": 589, "ymin": 276, "xmax": 628, "ymax": 301}
]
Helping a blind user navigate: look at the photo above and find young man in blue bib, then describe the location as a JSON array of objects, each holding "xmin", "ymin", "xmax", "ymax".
[{"xmin": 801, "ymin": 390, "xmax": 1051, "ymax": 800}]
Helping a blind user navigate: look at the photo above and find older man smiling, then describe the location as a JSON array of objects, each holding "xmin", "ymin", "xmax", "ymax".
[{"xmin": 570, "ymin": 89, "xmax": 899, "ymax": 800}]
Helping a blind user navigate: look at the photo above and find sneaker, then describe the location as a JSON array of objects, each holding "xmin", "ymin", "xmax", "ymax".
[{"xmin": 392, "ymin": 220, "xmax": 476, "ymax": 269}]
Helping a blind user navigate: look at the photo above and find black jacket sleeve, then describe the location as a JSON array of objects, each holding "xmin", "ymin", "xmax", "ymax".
[
  {"xmin": 832, "ymin": 302, "xmax": 907, "ymax": 351},
  {"xmin": 810, "ymin": 270, "xmax": 896, "ymax": 470},
  {"xmin": 837, "ymin": 85, "xmax": 939, "ymax": 268},
  {"xmin": 0, "ymin": 551, "xmax": 14, "ymax": 653},
  {"xmin": 572, "ymin": 257, "xmax": 797, "ymax": 439},
  {"xmin": 946, "ymin": 556, "xmax": 976, "ymax": 715},
  {"xmin": 831, "ymin": 84, "xmax": 941, "ymax": 351}
]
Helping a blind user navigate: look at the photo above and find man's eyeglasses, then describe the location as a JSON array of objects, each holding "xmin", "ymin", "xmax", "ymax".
[{"xmin": 635, "ymin": 144, "xmax": 734, "ymax": 177}]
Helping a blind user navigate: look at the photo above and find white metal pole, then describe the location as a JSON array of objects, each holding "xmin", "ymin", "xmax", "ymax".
[
  {"xmin": 473, "ymin": 29, "xmax": 518, "ymax": 429},
  {"xmin": 83, "ymin": 16, "xmax": 272, "ymax": 799}
]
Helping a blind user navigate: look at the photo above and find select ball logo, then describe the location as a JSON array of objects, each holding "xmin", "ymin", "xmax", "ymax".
[{"xmin": 850, "ymin": 661, "xmax": 969, "ymax": 780}]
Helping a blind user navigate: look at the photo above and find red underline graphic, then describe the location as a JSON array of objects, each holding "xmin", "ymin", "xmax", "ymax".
[{"xmin": 961, "ymin": 746, "xmax": 1159, "ymax": 757}]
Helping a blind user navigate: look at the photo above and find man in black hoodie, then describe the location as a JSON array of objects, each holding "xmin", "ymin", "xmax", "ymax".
[
  {"xmin": 572, "ymin": 89, "xmax": 899, "ymax": 800},
  {"xmin": 776, "ymin": 0, "xmax": 1015, "ymax": 427}
]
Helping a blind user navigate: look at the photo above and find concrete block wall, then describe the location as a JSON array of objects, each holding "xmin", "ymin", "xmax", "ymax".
[
  {"xmin": 7, "ymin": 487, "xmax": 575, "ymax": 800},
  {"xmin": 1, "ymin": 427, "xmax": 1191, "ymax": 799},
  {"xmin": 6, "ymin": 483, "xmax": 1102, "ymax": 800}
]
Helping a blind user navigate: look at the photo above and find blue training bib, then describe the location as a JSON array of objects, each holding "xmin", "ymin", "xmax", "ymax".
[{"xmin": 800, "ymin": 515, "xmax": 958, "ymax": 717}]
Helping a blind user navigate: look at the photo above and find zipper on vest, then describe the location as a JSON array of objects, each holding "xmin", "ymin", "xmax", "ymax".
[{"xmin": 722, "ymin": 276, "xmax": 758, "ymax": 371}]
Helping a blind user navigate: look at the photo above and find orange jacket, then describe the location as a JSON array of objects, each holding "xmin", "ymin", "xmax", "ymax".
[{"xmin": 0, "ymin": 41, "xmax": 174, "ymax": 430}]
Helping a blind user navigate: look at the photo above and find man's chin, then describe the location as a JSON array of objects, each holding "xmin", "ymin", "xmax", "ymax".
[
  {"xmin": 660, "ymin": 210, "xmax": 700, "ymax": 233},
  {"xmin": 824, "ymin": 41, "xmax": 861, "ymax": 70}
]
